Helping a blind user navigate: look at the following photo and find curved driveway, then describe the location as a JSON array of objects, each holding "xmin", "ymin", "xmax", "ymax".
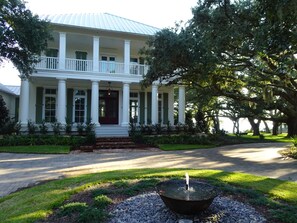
[{"xmin": 1, "ymin": 142, "xmax": 297, "ymax": 197}]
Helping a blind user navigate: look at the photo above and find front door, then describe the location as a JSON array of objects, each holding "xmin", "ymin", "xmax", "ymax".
[{"xmin": 99, "ymin": 90, "xmax": 119, "ymax": 124}]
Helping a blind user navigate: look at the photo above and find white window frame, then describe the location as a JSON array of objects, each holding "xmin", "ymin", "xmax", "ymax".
[
  {"xmin": 73, "ymin": 89, "xmax": 87, "ymax": 123},
  {"xmin": 43, "ymin": 88, "xmax": 57, "ymax": 123},
  {"xmin": 129, "ymin": 92, "xmax": 139, "ymax": 124},
  {"xmin": 101, "ymin": 55, "xmax": 116, "ymax": 73}
]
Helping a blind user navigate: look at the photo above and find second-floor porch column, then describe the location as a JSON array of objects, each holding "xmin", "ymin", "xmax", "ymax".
[
  {"xmin": 19, "ymin": 76, "xmax": 29, "ymax": 126},
  {"xmin": 124, "ymin": 40, "xmax": 130, "ymax": 74},
  {"xmin": 57, "ymin": 78, "xmax": 67, "ymax": 124},
  {"xmin": 151, "ymin": 83, "xmax": 158, "ymax": 124},
  {"xmin": 91, "ymin": 80, "xmax": 100, "ymax": 126},
  {"xmin": 122, "ymin": 82, "xmax": 130, "ymax": 126},
  {"xmin": 93, "ymin": 36, "xmax": 100, "ymax": 72},
  {"xmin": 178, "ymin": 85, "xmax": 186, "ymax": 124},
  {"xmin": 58, "ymin": 32, "xmax": 66, "ymax": 70}
]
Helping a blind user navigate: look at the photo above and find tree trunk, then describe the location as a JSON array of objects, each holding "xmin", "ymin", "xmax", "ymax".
[
  {"xmin": 248, "ymin": 117, "xmax": 260, "ymax": 136},
  {"xmin": 272, "ymin": 121, "xmax": 279, "ymax": 135},
  {"xmin": 263, "ymin": 121, "xmax": 270, "ymax": 133},
  {"xmin": 232, "ymin": 119, "xmax": 239, "ymax": 134},
  {"xmin": 286, "ymin": 116, "xmax": 297, "ymax": 137}
]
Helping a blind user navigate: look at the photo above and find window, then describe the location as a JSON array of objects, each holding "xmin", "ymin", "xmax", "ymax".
[
  {"xmin": 158, "ymin": 93, "xmax": 162, "ymax": 123},
  {"xmin": 75, "ymin": 51, "xmax": 87, "ymax": 71},
  {"xmin": 130, "ymin": 92, "xmax": 139, "ymax": 123},
  {"xmin": 45, "ymin": 49, "xmax": 58, "ymax": 69},
  {"xmin": 101, "ymin": 56, "xmax": 116, "ymax": 73},
  {"xmin": 130, "ymin": 58, "xmax": 138, "ymax": 74},
  {"xmin": 73, "ymin": 90, "xmax": 86, "ymax": 123},
  {"xmin": 44, "ymin": 89, "xmax": 56, "ymax": 122}
]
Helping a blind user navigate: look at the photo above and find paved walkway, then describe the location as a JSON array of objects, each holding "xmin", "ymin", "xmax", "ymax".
[{"xmin": 1, "ymin": 143, "xmax": 297, "ymax": 197}]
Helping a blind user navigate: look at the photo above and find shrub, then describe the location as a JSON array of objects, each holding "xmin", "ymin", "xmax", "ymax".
[
  {"xmin": 93, "ymin": 195, "xmax": 113, "ymax": 209},
  {"xmin": 77, "ymin": 123, "xmax": 85, "ymax": 136},
  {"xmin": 52, "ymin": 121, "xmax": 63, "ymax": 135},
  {"xmin": 65, "ymin": 117, "xmax": 72, "ymax": 135},
  {"xmin": 58, "ymin": 202, "xmax": 88, "ymax": 217},
  {"xmin": 27, "ymin": 120, "xmax": 37, "ymax": 135},
  {"xmin": 39, "ymin": 120, "xmax": 48, "ymax": 135},
  {"xmin": 0, "ymin": 95, "xmax": 9, "ymax": 130},
  {"xmin": 0, "ymin": 135, "xmax": 87, "ymax": 147},
  {"xmin": 78, "ymin": 207, "xmax": 107, "ymax": 223}
]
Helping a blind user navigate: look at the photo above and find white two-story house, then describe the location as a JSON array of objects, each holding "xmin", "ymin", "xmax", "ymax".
[{"xmin": 18, "ymin": 13, "xmax": 186, "ymax": 136}]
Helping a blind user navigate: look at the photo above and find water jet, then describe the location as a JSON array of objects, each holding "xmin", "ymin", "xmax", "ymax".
[{"xmin": 156, "ymin": 173, "xmax": 219, "ymax": 215}]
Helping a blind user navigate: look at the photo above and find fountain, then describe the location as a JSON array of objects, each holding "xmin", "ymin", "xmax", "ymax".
[{"xmin": 156, "ymin": 173, "xmax": 219, "ymax": 215}]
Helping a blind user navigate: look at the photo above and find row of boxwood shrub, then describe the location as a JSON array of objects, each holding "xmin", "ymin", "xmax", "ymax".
[
  {"xmin": 0, "ymin": 135, "xmax": 88, "ymax": 147},
  {"xmin": 131, "ymin": 133, "xmax": 213, "ymax": 146}
]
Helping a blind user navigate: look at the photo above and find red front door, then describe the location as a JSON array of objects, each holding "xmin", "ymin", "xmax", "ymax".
[{"xmin": 99, "ymin": 90, "xmax": 119, "ymax": 124}]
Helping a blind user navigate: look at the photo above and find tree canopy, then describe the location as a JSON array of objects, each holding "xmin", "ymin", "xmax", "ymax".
[
  {"xmin": 142, "ymin": 0, "xmax": 297, "ymax": 136},
  {"xmin": 0, "ymin": 0, "xmax": 52, "ymax": 76}
]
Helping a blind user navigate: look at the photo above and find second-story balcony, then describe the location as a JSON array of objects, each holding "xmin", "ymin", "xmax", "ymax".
[{"xmin": 35, "ymin": 56, "xmax": 149, "ymax": 76}]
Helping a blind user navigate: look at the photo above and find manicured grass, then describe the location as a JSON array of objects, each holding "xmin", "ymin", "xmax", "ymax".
[
  {"xmin": 232, "ymin": 133, "xmax": 294, "ymax": 143},
  {"xmin": 159, "ymin": 144, "xmax": 215, "ymax": 151},
  {"xmin": 0, "ymin": 168, "xmax": 297, "ymax": 223},
  {"xmin": 0, "ymin": 145, "xmax": 70, "ymax": 154}
]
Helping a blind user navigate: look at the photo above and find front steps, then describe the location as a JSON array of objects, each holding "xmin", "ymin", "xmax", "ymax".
[
  {"xmin": 95, "ymin": 125, "xmax": 129, "ymax": 137},
  {"xmin": 78, "ymin": 137, "xmax": 137, "ymax": 152}
]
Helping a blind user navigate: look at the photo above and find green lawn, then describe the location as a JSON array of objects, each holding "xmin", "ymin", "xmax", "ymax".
[
  {"xmin": 0, "ymin": 145, "xmax": 70, "ymax": 154},
  {"xmin": 231, "ymin": 133, "xmax": 294, "ymax": 143},
  {"xmin": 0, "ymin": 168, "xmax": 297, "ymax": 223},
  {"xmin": 159, "ymin": 144, "xmax": 215, "ymax": 151}
]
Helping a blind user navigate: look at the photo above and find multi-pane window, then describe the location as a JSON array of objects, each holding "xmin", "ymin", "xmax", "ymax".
[
  {"xmin": 158, "ymin": 93, "xmax": 162, "ymax": 123},
  {"xmin": 130, "ymin": 92, "xmax": 138, "ymax": 123},
  {"xmin": 44, "ymin": 89, "xmax": 56, "ymax": 122},
  {"xmin": 74, "ymin": 90, "xmax": 86, "ymax": 123},
  {"xmin": 101, "ymin": 56, "xmax": 116, "ymax": 73}
]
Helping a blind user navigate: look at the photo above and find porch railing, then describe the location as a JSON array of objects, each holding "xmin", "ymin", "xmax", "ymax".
[{"xmin": 35, "ymin": 56, "xmax": 149, "ymax": 75}]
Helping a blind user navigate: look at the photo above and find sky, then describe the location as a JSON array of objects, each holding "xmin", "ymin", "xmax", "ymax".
[{"xmin": 0, "ymin": 0, "xmax": 198, "ymax": 86}]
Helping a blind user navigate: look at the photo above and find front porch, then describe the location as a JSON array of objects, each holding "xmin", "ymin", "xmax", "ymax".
[{"xmin": 18, "ymin": 78, "xmax": 186, "ymax": 137}]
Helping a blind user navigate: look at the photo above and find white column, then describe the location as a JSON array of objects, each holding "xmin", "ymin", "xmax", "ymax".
[
  {"xmin": 58, "ymin": 32, "xmax": 66, "ymax": 70},
  {"xmin": 124, "ymin": 40, "xmax": 130, "ymax": 74},
  {"xmin": 91, "ymin": 80, "xmax": 100, "ymax": 126},
  {"xmin": 93, "ymin": 36, "xmax": 100, "ymax": 72},
  {"xmin": 168, "ymin": 87, "xmax": 175, "ymax": 125},
  {"xmin": 151, "ymin": 84, "xmax": 158, "ymax": 124},
  {"xmin": 178, "ymin": 85, "xmax": 186, "ymax": 124},
  {"xmin": 19, "ymin": 77, "xmax": 30, "ymax": 125},
  {"xmin": 121, "ymin": 82, "xmax": 130, "ymax": 126},
  {"xmin": 57, "ymin": 78, "xmax": 66, "ymax": 124}
]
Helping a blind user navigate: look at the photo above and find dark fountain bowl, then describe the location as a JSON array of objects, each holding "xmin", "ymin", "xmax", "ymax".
[{"xmin": 156, "ymin": 179, "xmax": 219, "ymax": 215}]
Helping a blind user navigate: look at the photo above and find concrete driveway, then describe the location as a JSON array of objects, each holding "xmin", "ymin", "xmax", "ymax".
[{"xmin": 1, "ymin": 142, "xmax": 297, "ymax": 197}]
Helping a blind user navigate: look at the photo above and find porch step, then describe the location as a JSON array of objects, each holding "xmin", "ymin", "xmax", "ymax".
[
  {"xmin": 94, "ymin": 137, "xmax": 136, "ymax": 150},
  {"xmin": 95, "ymin": 125, "xmax": 129, "ymax": 137}
]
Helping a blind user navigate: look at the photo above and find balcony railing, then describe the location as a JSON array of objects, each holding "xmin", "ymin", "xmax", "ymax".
[{"xmin": 35, "ymin": 56, "xmax": 149, "ymax": 75}]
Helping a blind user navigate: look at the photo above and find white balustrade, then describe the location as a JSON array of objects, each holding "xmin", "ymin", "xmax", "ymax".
[
  {"xmin": 35, "ymin": 56, "xmax": 149, "ymax": 75},
  {"xmin": 65, "ymin": 58, "xmax": 93, "ymax": 72}
]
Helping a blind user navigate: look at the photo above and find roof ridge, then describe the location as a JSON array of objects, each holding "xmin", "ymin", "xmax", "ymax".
[{"xmin": 103, "ymin": 13, "xmax": 160, "ymax": 30}]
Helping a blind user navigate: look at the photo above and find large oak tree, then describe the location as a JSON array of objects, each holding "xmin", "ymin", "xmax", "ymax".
[
  {"xmin": 0, "ymin": 0, "xmax": 52, "ymax": 77},
  {"xmin": 142, "ymin": 0, "xmax": 297, "ymax": 136}
]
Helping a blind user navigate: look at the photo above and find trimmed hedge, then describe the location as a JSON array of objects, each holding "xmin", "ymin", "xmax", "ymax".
[{"xmin": 0, "ymin": 135, "xmax": 87, "ymax": 147}]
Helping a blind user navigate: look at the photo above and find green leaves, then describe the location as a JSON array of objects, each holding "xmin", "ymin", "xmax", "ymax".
[{"xmin": 0, "ymin": 0, "xmax": 52, "ymax": 76}]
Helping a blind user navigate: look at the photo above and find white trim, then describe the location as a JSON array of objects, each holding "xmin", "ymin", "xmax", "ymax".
[
  {"xmin": 72, "ymin": 89, "xmax": 87, "ymax": 123},
  {"xmin": 43, "ymin": 87, "xmax": 57, "ymax": 123}
]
